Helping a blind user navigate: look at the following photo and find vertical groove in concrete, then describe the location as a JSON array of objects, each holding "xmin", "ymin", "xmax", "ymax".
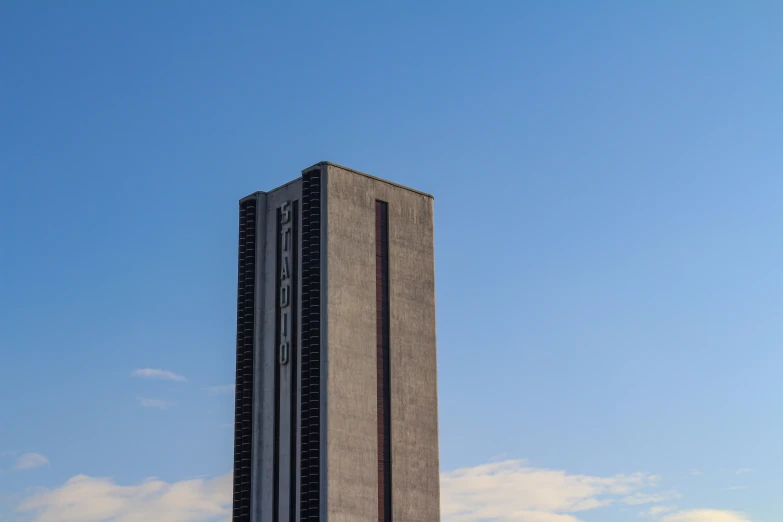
[{"xmin": 376, "ymin": 200, "xmax": 392, "ymax": 522}]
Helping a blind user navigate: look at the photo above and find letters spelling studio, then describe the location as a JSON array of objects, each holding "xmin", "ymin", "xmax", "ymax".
[{"xmin": 279, "ymin": 201, "xmax": 292, "ymax": 365}]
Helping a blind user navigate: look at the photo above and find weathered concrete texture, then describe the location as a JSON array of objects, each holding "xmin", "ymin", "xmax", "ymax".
[{"xmin": 325, "ymin": 164, "xmax": 440, "ymax": 522}]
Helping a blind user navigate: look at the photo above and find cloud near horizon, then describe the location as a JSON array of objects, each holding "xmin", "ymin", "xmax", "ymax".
[
  {"xmin": 16, "ymin": 473, "xmax": 230, "ymax": 522},
  {"xmin": 641, "ymin": 505, "xmax": 677, "ymax": 517},
  {"xmin": 661, "ymin": 510, "xmax": 751, "ymax": 522},
  {"xmin": 131, "ymin": 369, "xmax": 187, "ymax": 382},
  {"xmin": 11, "ymin": 460, "xmax": 751, "ymax": 522},
  {"xmin": 14, "ymin": 453, "xmax": 49, "ymax": 471},
  {"xmin": 440, "ymin": 459, "xmax": 676, "ymax": 521},
  {"xmin": 137, "ymin": 396, "xmax": 176, "ymax": 409}
]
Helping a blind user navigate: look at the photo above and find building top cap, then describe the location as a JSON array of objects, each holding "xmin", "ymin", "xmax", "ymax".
[
  {"xmin": 303, "ymin": 161, "xmax": 434, "ymax": 199},
  {"xmin": 240, "ymin": 161, "xmax": 434, "ymax": 202}
]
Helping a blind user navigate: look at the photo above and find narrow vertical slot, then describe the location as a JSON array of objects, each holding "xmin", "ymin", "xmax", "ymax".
[{"xmin": 375, "ymin": 200, "xmax": 392, "ymax": 522}]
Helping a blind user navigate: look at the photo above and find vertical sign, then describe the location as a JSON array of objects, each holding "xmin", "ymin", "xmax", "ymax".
[{"xmin": 279, "ymin": 201, "xmax": 292, "ymax": 365}]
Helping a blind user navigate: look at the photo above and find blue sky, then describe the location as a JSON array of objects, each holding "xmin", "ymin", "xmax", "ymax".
[{"xmin": 1, "ymin": 2, "xmax": 781, "ymax": 521}]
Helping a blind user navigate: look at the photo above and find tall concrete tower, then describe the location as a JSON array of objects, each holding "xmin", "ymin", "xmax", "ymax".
[{"xmin": 233, "ymin": 162, "xmax": 440, "ymax": 522}]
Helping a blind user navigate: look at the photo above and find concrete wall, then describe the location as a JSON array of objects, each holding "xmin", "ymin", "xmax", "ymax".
[
  {"xmin": 324, "ymin": 164, "xmax": 440, "ymax": 522},
  {"xmin": 252, "ymin": 180, "xmax": 303, "ymax": 522},
  {"xmin": 244, "ymin": 163, "xmax": 440, "ymax": 522}
]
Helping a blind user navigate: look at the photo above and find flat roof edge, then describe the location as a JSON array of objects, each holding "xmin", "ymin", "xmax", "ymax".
[
  {"xmin": 239, "ymin": 191, "xmax": 264, "ymax": 203},
  {"xmin": 302, "ymin": 161, "xmax": 434, "ymax": 199},
  {"xmin": 239, "ymin": 177, "xmax": 303, "ymax": 203}
]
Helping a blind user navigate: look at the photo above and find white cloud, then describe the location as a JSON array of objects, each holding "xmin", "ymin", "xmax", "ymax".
[
  {"xmin": 488, "ymin": 513, "xmax": 582, "ymax": 522},
  {"xmin": 206, "ymin": 385, "xmax": 234, "ymax": 395},
  {"xmin": 16, "ymin": 473, "xmax": 231, "ymax": 522},
  {"xmin": 726, "ymin": 486, "xmax": 748, "ymax": 491},
  {"xmin": 137, "ymin": 397, "xmax": 176, "ymax": 409},
  {"xmin": 440, "ymin": 459, "xmax": 671, "ymax": 522},
  {"xmin": 735, "ymin": 468, "xmax": 752, "ymax": 476},
  {"xmin": 622, "ymin": 492, "xmax": 680, "ymax": 506},
  {"xmin": 661, "ymin": 509, "xmax": 751, "ymax": 522},
  {"xmin": 131, "ymin": 369, "xmax": 187, "ymax": 382},
  {"xmin": 640, "ymin": 505, "xmax": 677, "ymax": 517},
  {"xmin": 10, "ymin": 459, "xmax": 751, "ymax": 522},
  {"xmin": 14, "ymin": 454, "xmax": 49, "ymax": 471}
]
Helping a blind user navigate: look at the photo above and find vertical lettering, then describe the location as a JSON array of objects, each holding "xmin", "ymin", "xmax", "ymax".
[
  {"xmin": 278, "ymin": 201, "xmax": 293, "ymax": 367},
  {"xmin": 274, "ymin": 200, "xmax": 295, "ymax": 521}
]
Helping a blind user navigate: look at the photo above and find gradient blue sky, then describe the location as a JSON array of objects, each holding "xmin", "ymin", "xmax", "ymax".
[{"xmin": 1, "ymin": 2, "xmax": 781, "ymax": 522}]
